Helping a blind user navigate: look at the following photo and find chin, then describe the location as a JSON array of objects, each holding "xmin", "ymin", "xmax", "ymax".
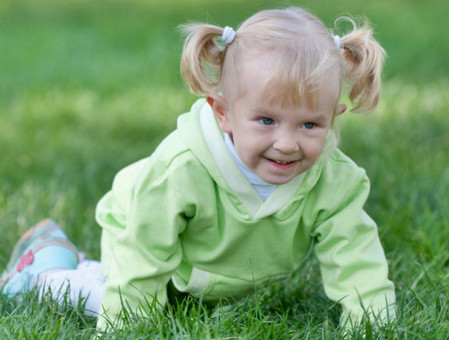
[{"xmin": 261, "ymin": 176, "xmax": 294, "ymax": 185}]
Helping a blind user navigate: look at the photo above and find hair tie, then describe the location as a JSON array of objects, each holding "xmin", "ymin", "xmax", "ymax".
[
  {"xmin": 222, "ymin": 26, "xmax": 236, "ymax": 45},
  {"xmin": 333, "ymin": 35, "xmax": 342, "ymax": 49}
]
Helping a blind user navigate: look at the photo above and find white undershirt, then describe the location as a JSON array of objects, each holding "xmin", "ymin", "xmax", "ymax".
[{"xmin": 224, "ymin": 133, "xmax": 277, "ymax": 201}]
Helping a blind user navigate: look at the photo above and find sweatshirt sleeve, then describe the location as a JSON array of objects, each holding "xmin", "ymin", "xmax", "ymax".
[
  {"xmin": 95, "ymin": 156, "xmax": 187, "ymax": 329},
  {"xmin": 311, "ymin": 172, "xmax": 396, "ymax": 328}
]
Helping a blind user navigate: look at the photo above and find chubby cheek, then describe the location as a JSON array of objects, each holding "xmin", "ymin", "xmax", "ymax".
[
  {"xmin": 235, "ymin": 140, "xmax": 259, "ymax": 161},
  {"xmin": 303, "ymin": 139, "xmax": 326, "ymax": 161},
  {"xmin": 234, "ymin": 140, "xmax": 264, "ymax": 168}
]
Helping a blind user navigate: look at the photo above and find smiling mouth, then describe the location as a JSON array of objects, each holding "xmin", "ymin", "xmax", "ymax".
[
  {"xmin": 266, "ymin": 157, "xmax": 297, "ymax": 166},
  {"xmin": 274, "ymin": 160, "xmax": 292, "ymax": 165}
]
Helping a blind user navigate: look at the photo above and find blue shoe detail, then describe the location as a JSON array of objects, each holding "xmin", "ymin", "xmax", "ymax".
[
  {"xmin": 5, "ymin": 219, "xmax": 65, "ymax": 273},
  {"xmin": 1, "ymin": 225, "xmax": 79, "ymax": 297}
]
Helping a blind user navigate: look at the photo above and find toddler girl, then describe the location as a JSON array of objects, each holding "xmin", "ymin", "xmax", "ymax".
[{"xmin": 1, "ymin": 7, "xmax": 395, "ymax": 330}]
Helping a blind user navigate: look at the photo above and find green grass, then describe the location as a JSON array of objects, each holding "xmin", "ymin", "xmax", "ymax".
[{"xmin": 1, "ymin": 0, "xmax": 448, "ymax": 338}]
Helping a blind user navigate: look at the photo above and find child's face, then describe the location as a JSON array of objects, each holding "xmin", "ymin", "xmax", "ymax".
[{"xmin": 209, "ymin": 58, "xmax": 343, "ymax": 185}]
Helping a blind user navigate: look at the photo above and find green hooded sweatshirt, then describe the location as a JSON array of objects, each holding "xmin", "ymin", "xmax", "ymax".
[{"xmin": 96, "ymin": 99, "xmax": 395, "ymax": 329}]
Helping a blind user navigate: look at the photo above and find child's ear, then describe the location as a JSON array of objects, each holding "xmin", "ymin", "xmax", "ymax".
[
  {"xmin": 206, "ymin": 94, "xmax": 231, "ymax": 133},
  {"xmin": 335, "ymin": 103, "xmax": 347, "ymax": 116}
]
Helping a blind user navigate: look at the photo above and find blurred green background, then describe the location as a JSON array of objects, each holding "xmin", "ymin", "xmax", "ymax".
[
  {"xmin": 0, "ymin": 0, "xmax": 448, "ymax": 337},
  {"xmin": 1, "ymin": 0, "xmax": 448, "ymax": 97}
]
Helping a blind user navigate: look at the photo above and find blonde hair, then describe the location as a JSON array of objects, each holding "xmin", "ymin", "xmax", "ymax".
[{"xmin": 180, "ymin": 7, "xmax": 386, "ymax": 113}]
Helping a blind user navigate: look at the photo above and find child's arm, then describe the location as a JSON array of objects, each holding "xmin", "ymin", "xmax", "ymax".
[
  {"xmin": 312, "ymin": 171, "xmax": 396, "ymax": 328},
  {"xmin": 95, "ymin": 156, "xmax": 188, "ymax": 329}
]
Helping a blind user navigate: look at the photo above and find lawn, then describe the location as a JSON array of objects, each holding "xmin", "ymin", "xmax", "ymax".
[{"xmin": 0, "ymin": 0, "xmax": 448, "ymax": 338}]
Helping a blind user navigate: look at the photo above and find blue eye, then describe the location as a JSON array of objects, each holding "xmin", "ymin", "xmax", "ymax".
[
  {"xmin": 259, "ymin": 117, "xmax": 274, "ymax": 125},
  {"xmin": 302, "ymin": 122, "xmax": 316, "ymax": 129}
]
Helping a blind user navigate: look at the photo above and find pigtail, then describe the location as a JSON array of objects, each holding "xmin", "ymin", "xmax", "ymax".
[
  {"xmin": 179, "ymin": 23, "xmax": 227, "ymax": 95},
  {"xmin": 338, "ymin": 18, "xmax": 386, "ymax": 113}
]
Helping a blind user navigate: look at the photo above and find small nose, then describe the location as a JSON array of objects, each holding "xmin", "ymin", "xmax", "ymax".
[{"xmin": 273, "ymin": 132, "xmax": 299, "ymax": 154}]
